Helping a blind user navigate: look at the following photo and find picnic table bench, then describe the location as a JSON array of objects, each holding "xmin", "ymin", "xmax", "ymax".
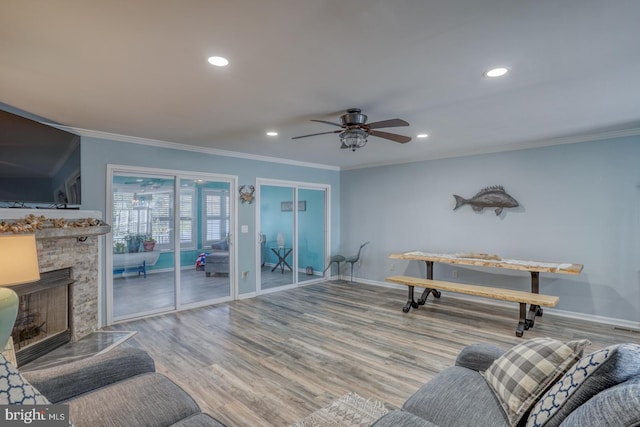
[{"xmin": 387, "ymin": 251, "xmax": 583, "ymax": 336}]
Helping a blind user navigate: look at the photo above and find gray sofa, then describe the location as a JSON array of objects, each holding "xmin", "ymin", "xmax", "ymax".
[
  {"xmin": 21, "ymin": 348, "xmax": 227, "ymax": 427},
  {"xmin": 204, "ymin": 238, "xmax": 230, "ymax": 276},
  {"xmin": 372, "ymin": 340, "xmax": 640, "ymax": 427}
]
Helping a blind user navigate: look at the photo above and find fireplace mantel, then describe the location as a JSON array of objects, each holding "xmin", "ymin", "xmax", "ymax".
[
  {"xmin": 34, "ymin": 225, "xmax": 111, "ymax": 240},
  {"xmin": 0, "ymin": 209, "xmax": 110, "ymax": 240},
  {"xmin": 1, "ymin": 208, "xmax": 108, "ymax": 344}
]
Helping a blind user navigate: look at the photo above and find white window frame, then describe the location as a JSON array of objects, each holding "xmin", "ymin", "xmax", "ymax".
[{"xmin": 202, "ymin": 188, "xmax": 230, "ymax": 247}]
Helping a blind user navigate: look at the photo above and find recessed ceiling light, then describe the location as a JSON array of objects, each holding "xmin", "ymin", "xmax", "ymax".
[
  {"xmin": 266, "ymin": 131, "xmax": 278, "ymax": 136},
  {"xmin": 207, "ymin": 56, "xmax": 229, "ymax": 67},
  {"xmin": 484, "ymin": 67, "xmax": 509, "ymax": 78},
  {"xmin": 417, "ymin": 134, "xmax": 429, "ymax": 139}
]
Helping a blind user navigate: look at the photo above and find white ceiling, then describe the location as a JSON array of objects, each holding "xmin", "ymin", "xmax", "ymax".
[{"xmin": 2, "ymin": 0, "xmax": 639, "ymax": 170}]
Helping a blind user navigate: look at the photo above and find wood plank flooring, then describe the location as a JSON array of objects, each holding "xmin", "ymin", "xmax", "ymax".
[
  {"xmin": 108, "ymin": 280, "xmax": 639, "ymax": 427},
  {"xmin": 113, "ymin": 267, "xmax": 319, "ymax": 318}
]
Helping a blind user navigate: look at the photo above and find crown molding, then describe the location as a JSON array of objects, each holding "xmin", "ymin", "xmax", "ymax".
[
  {"xmin": 44, "ymin": 125, "xmax": 340, "ymax": 172},
  {"xmin": 342, "ymin": 127, "xmax": 640, "ymax": 171},
  {"xmin": 43, "ymin": 122, "xmax": 640, "ymax": 173}
]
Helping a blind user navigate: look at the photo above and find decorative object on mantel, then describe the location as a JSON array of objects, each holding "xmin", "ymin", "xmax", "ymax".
[
  {"xmin": 453, "ymin": 185, "xmax": 519, "ymax": 216},
  {"xmin": 239, "ymin": 185, "xmax": 255, "ymax": 204},
  {"xmin": 0, "ymin": 214, "xmax": 106, "ymax": 234}
]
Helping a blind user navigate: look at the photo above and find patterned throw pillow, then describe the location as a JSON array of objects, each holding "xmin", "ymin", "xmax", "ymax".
[
  {"xmin": 483, "ymin": 337, "xmax": 590, "ymax": 427},
  {"xmin": 526, "ymin": 343, "xmax": 640, "ymax": 427},
  {"xmin": 0, "ymin": 353, "xmax": 50, "ymax": 404}
]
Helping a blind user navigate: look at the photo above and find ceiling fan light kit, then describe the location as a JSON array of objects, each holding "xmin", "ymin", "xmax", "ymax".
[
  {"xmin": 292, "ymin": 108, "xmax": 411, "ymax": 152},
  {"xmin": 339, "ymin": 129, "xmax": 368, "ymax": 151}
]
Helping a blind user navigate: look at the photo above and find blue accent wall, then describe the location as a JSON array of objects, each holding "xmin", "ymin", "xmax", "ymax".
[{"xmin": 80, "ymin": 136, "xmax": 340, "ymax": 296}]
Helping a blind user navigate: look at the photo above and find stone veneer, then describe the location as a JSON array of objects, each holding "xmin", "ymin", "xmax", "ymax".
[
  {"xmin": 36, "ymin": 235, "xmax": 99, "ymax": 341},
  {"xmin": 1, "ymin": 209, "xmax": 108, "ymax": 342}
]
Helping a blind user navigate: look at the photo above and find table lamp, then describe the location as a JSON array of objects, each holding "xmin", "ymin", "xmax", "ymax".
[{"xmin": 0, "ymin": 234, "xmax": 40, "ymax": 349}]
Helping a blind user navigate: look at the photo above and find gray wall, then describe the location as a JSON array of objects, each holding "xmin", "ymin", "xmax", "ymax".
[{"xmin": 340, "ymin": 137, "xmax": 640, "ymax": 325}]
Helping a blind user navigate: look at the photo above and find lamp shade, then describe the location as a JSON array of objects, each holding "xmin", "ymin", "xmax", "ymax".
[{"xmin": 0, "ymin": 234, "xmax": 40, "ymax": 286}]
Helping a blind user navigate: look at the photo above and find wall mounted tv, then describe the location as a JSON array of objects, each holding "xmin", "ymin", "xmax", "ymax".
[{"xmin": 0, "ymin": 109, "xmax": 81, "ymax": 207}]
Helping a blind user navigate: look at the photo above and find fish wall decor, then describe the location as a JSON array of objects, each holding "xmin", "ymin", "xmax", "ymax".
[{"xmin": 453, "ymin": 186, "xmax": 519, "ymax": 216}]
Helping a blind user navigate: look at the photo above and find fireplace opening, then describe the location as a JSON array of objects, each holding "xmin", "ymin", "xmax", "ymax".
[{"xmin": 10, "ymin": 267, "xmax": 74, "ymax": 366}]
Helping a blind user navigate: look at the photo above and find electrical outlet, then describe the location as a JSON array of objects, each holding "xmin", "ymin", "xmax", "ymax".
[{"xmin": 452, "ymin": 270, "xmax": 458, "ymax": 278}]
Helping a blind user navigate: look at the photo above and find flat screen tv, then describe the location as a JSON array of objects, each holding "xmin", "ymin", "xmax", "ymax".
[{"xmin": 0, "ymin": 109, "xmax": 81, "ymax": 207}]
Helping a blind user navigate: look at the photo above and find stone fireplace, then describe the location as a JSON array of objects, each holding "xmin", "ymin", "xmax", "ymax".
[
  {"xmin": 11, "ymin": 268, "xmax": 73, "ymax": 365},
  {"xmin": 0, "ymin": 209, "xmax": 110, "ymax": 365}
]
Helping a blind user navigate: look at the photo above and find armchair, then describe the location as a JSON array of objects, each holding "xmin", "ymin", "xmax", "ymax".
[{"xmin": 205, "ymin": 237, "xmax": 230, "ymax": 277}]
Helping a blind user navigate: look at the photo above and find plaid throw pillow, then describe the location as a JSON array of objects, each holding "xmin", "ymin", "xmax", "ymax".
[{"xmin": 483, "ymin": 337, "xmax": 589, "ymax": 427}]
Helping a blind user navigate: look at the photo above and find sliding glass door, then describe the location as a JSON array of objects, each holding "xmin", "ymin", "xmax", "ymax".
[
  {"xmin": 297, "ymin": 188, "xmax": 325, "ymax": 284},
  {"xmin": 259, "ymin": 185, "xmax": 295, "ymax": 290},
  {"xmin": 179, "ymin": 178, "xmax": 232, "ymax": 305},
  {"xmin": 108, "ymin": 167, "xmax": 235, "ymax": 323},
  {"xmin": 258, "ymin": 180, "xmax": 328, "ymax": 293},
  {"xmin": 111, "ymin": 173, "xmax": 176, "ymax": 318}
]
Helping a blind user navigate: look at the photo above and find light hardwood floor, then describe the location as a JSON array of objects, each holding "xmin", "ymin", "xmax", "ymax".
[{"xmin": 108, "ymin": 280, "xmax": 639, "ymax": 427}]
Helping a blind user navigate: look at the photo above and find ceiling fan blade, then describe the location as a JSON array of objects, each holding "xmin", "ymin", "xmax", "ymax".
[
  {"xmin": 291, "ymin": 130, "xmax": 341, "ymax": 140},
  {"xmin": 310, "ymin": 119, "xmax": 343, "ymax": 127},
  {"xmin": 369, "ymin": 130, "xmax": 412, "ymax": 144},
  {"xmin": 366, "ymin": 118, "xmax": 409, "ymax": 129}
]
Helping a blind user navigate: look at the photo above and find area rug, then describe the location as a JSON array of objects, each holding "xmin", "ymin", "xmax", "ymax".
[{"xmin": 290, "ymin": 392, "xmax": 389, "ymax": 427}]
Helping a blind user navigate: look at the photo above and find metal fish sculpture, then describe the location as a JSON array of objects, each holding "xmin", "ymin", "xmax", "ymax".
[{"xmin": 453, "ymin": 186, "xmax": 519, "ymax": 216}]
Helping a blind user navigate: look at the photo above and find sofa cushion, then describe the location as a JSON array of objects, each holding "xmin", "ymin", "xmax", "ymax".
[
  {"xmin": 403, "ymin": 365, "xmax": 511, "ymax": 427},
  {"xmin": 65, "ymin": 372, "xmax": 201, "ymax": 426},
  {"xmin": 0, "ymin": 353, "xmax": 49, "ymax": 404},
  {"xmin": 483, "ymin": 337, "xmax": 589, "ymax": 427},
  {"xmin": 526, "ymin": 343, "xmax": 640, "ymax": 427},
  {"xmin": 210, "ymin": 240, "xmax": 229, "ymax": 251},
  {"xmin": 371, "ymin": 410, "xmax": 438, "ymax": 427},
  {"xmin": 557, "ymin": 377, "xmax": 640, "ymax": 427},
  {"xmin": 23, "ymin": 347, "xmax": 156, "ymax": 404},
  {"xmin": 455, "ymin": 343, "xmax": 506, "ymax": 372}
]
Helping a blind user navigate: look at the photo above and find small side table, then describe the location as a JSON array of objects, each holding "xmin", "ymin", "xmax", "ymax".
[{"xmin": 271, "ymin": 247, "xmax": 293, "ymax": 274}]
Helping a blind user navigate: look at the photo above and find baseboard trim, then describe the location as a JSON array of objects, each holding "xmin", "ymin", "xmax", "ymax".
[{"xmin": 237, "ymin": 291, "xmax": 257, "ymax": 300}]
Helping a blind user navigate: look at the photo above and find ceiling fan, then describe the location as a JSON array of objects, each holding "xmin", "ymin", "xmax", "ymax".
[{"xmin": 292, "ymin": 108, "xmax": 411, "ymax": 151}]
